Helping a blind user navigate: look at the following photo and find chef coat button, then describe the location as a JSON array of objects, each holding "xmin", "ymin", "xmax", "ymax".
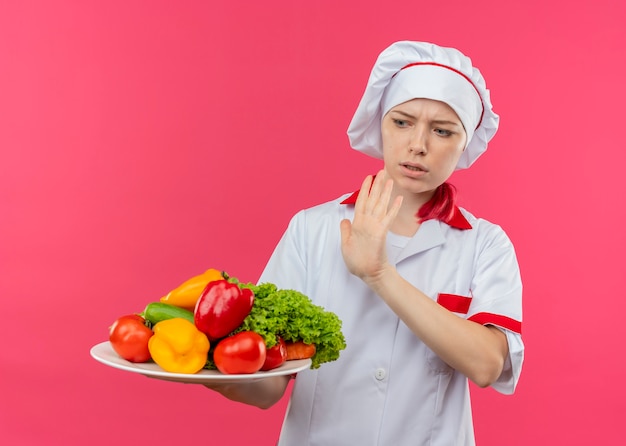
[{"xmin": 375, "ymin": 368, "xmax": 386, "ymax": 381}]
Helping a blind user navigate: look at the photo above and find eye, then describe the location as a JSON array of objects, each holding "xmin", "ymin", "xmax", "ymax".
[
  {"xmin": 393, "ymin": 119, "xmax": 409, "ymax": 128},
  {"xmin": 434, "ymin": 128, "xmax": 453, "ymax": 137}
]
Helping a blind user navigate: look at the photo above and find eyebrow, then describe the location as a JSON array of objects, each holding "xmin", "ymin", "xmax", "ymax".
[{"xmin": 389, "ymin": 110, "xmax": 462, "ymax": 127}]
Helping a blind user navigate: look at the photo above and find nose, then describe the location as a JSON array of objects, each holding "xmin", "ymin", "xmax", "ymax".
[{"xmin": 408, "ymin": 127, "xmax": 427, "ymax": 155}]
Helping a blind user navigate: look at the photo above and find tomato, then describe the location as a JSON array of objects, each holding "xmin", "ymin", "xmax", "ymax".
[
  {"xmin": 213, "ymin": 331, "xmax": 266, "ymax": 374},
  {"xmin": 109, "ymin": 314, "xmax": 153, "ymax": 363},
  {"xmin": 260, "ymin": 337, "xmax": 287, "ymax": 371}
]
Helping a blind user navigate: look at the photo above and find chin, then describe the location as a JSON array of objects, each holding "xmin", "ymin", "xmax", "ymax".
[{"xmin": 395, "ymin": 176, "xmax": 430, "ymax": 193}]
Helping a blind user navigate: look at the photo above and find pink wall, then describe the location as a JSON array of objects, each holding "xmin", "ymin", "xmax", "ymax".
[{"xmin": 1, "ymin": 1, "xmax": 625, "ymax": 444}]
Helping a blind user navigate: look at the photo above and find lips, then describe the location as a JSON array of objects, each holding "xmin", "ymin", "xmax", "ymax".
[{"xmin": 401, "ymin": 162, "xmax": 428, "ymax": 173}]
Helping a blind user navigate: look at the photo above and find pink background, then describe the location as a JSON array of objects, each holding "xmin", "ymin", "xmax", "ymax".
[{"xmin": 1, "ymin": 1, "xmax": 625, "ymax": 444}]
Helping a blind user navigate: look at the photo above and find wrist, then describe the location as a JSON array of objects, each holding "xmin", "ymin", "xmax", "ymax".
[{"xmin": 362, "ymin": 263, "xmax": 398, "ymax": 295}]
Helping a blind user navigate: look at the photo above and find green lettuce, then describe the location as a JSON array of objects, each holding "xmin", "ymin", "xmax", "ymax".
[{"xmin": 230, "ymin": 280, "xmax": 346, "ymax": 369}]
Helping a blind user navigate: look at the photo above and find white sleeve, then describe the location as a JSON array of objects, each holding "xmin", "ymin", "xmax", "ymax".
[
  {"xmin": 467, "ymin": 223, "xmax": 524, "ymax": 394},
  {"xmin": 492, "ymin": 330, "xmax": 524, "ymax": 394},
  {"xmin": 258, "ymin": 210, "xmax": 308, "ymax": 293}
]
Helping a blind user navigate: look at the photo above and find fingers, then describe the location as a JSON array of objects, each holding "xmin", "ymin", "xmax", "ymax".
[
  {"xmin": 354, "ymin": 174, "xmax": 374, "ymax": 214},
  {"xmin": 342, "ymin": 171, "xmax": 398, "ymax": 279},
  {"xmin": 375, "ymin": 172, "xmax": 395, "ymax": 217},
  {"xmin": 355, "ymin": 170, "xmax": 396, "ymax": 223},
  {"xmin": 366, "ymin": 171, "xmax": 387, "ymax": 215},
  {"xmin": 383, "ymin": 195, "xmax": 403, "ymax": 228}
]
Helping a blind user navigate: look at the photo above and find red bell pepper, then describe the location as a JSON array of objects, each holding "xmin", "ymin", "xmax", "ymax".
[{"xmin": 194, "ymin": 280, "xmax": 254, "ymax": 340}]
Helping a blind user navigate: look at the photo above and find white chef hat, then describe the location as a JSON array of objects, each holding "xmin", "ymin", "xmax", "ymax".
[{"xmin": 347, "ymin": 41, "xmax": 499, "ymax": 170}]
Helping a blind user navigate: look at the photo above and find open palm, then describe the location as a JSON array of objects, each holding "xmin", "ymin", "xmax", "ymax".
[{"xmin": 340, "ymin": 171, "xmax": 403, "ymax": 281}]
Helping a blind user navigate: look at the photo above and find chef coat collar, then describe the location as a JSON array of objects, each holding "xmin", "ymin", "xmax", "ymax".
[{"xmin": 340, "ymin": 189, "xmax": 472, "ymax": 230}]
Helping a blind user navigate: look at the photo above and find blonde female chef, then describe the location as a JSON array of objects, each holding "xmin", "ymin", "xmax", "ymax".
[{"xmin": 211, "ymin": 41, "xmax": 524, "ymax": 446}]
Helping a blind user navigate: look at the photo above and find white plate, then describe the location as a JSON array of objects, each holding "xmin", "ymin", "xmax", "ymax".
[{"xmin": 90, "ymin": 341, "xmax": 311, "ymax": 384}]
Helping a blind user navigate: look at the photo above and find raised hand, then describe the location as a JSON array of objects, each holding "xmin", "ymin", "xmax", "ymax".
[{"xmin": 339, "ymin": 170, "xmax": 403, "ymax": 283}]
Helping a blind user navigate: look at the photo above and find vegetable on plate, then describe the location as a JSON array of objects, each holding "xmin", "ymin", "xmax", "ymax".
[
  {"xmin": 213, "ymin": 331, "xmax": 267, "ymax": 374},
  {"xmin": 142, "ymin": 302, "xmax": 195, "ymax": 326},
  {"xmin": 109, "ymin": 314, "xmax": 153, "ymax": 363},
  {"xmin": 261, "ymin": 336, "xmax": 288, "ymax": 371},
  {"xmin": 194, "ymin": 280, "xmax": 254, "ymax": 341},
  {"xmin": 148, "ymin": 317, "xmax": 210, "ymax": 374},
  {"xmin": 159, "ymin": 268, "xmax": 224, "ymax": 311},
  {"xmin": 229, "ymin": 280, "xmax": 347, "ymax": 369},
  {"xmin": 285, "ymin": 341, "xmax": 316, "ymax": 361},
  {"xmin": 103, "ymin": 269, "xmax": 346, "ymax": 376}
]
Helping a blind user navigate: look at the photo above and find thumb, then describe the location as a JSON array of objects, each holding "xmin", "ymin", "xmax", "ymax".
[{"xmin": 339, "ymin": 219, "xmax": 351, "ymax": 244}]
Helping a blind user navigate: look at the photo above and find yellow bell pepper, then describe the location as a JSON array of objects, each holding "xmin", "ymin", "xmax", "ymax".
[
  {"xmin": 160, "ymin": 268, "xmax": 223, "ymax": 311},
  {"xmin": 148, "ymin": 318, "xmax": 210, "ymax": 374}
]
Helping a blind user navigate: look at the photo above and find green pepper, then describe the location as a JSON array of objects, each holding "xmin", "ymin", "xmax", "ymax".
[{"xmin": 142, "ymin": 302, "xmax": 194, "ymax": 326}]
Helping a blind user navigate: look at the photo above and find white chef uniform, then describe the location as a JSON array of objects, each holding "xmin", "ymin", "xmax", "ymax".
[
  {"xmin": 259, "ymin": 192, "xmax": 523, "ymax": 446},
  {"xmin": 259, "ymin": 40, "xmax": 523, "ymax": 446}
]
